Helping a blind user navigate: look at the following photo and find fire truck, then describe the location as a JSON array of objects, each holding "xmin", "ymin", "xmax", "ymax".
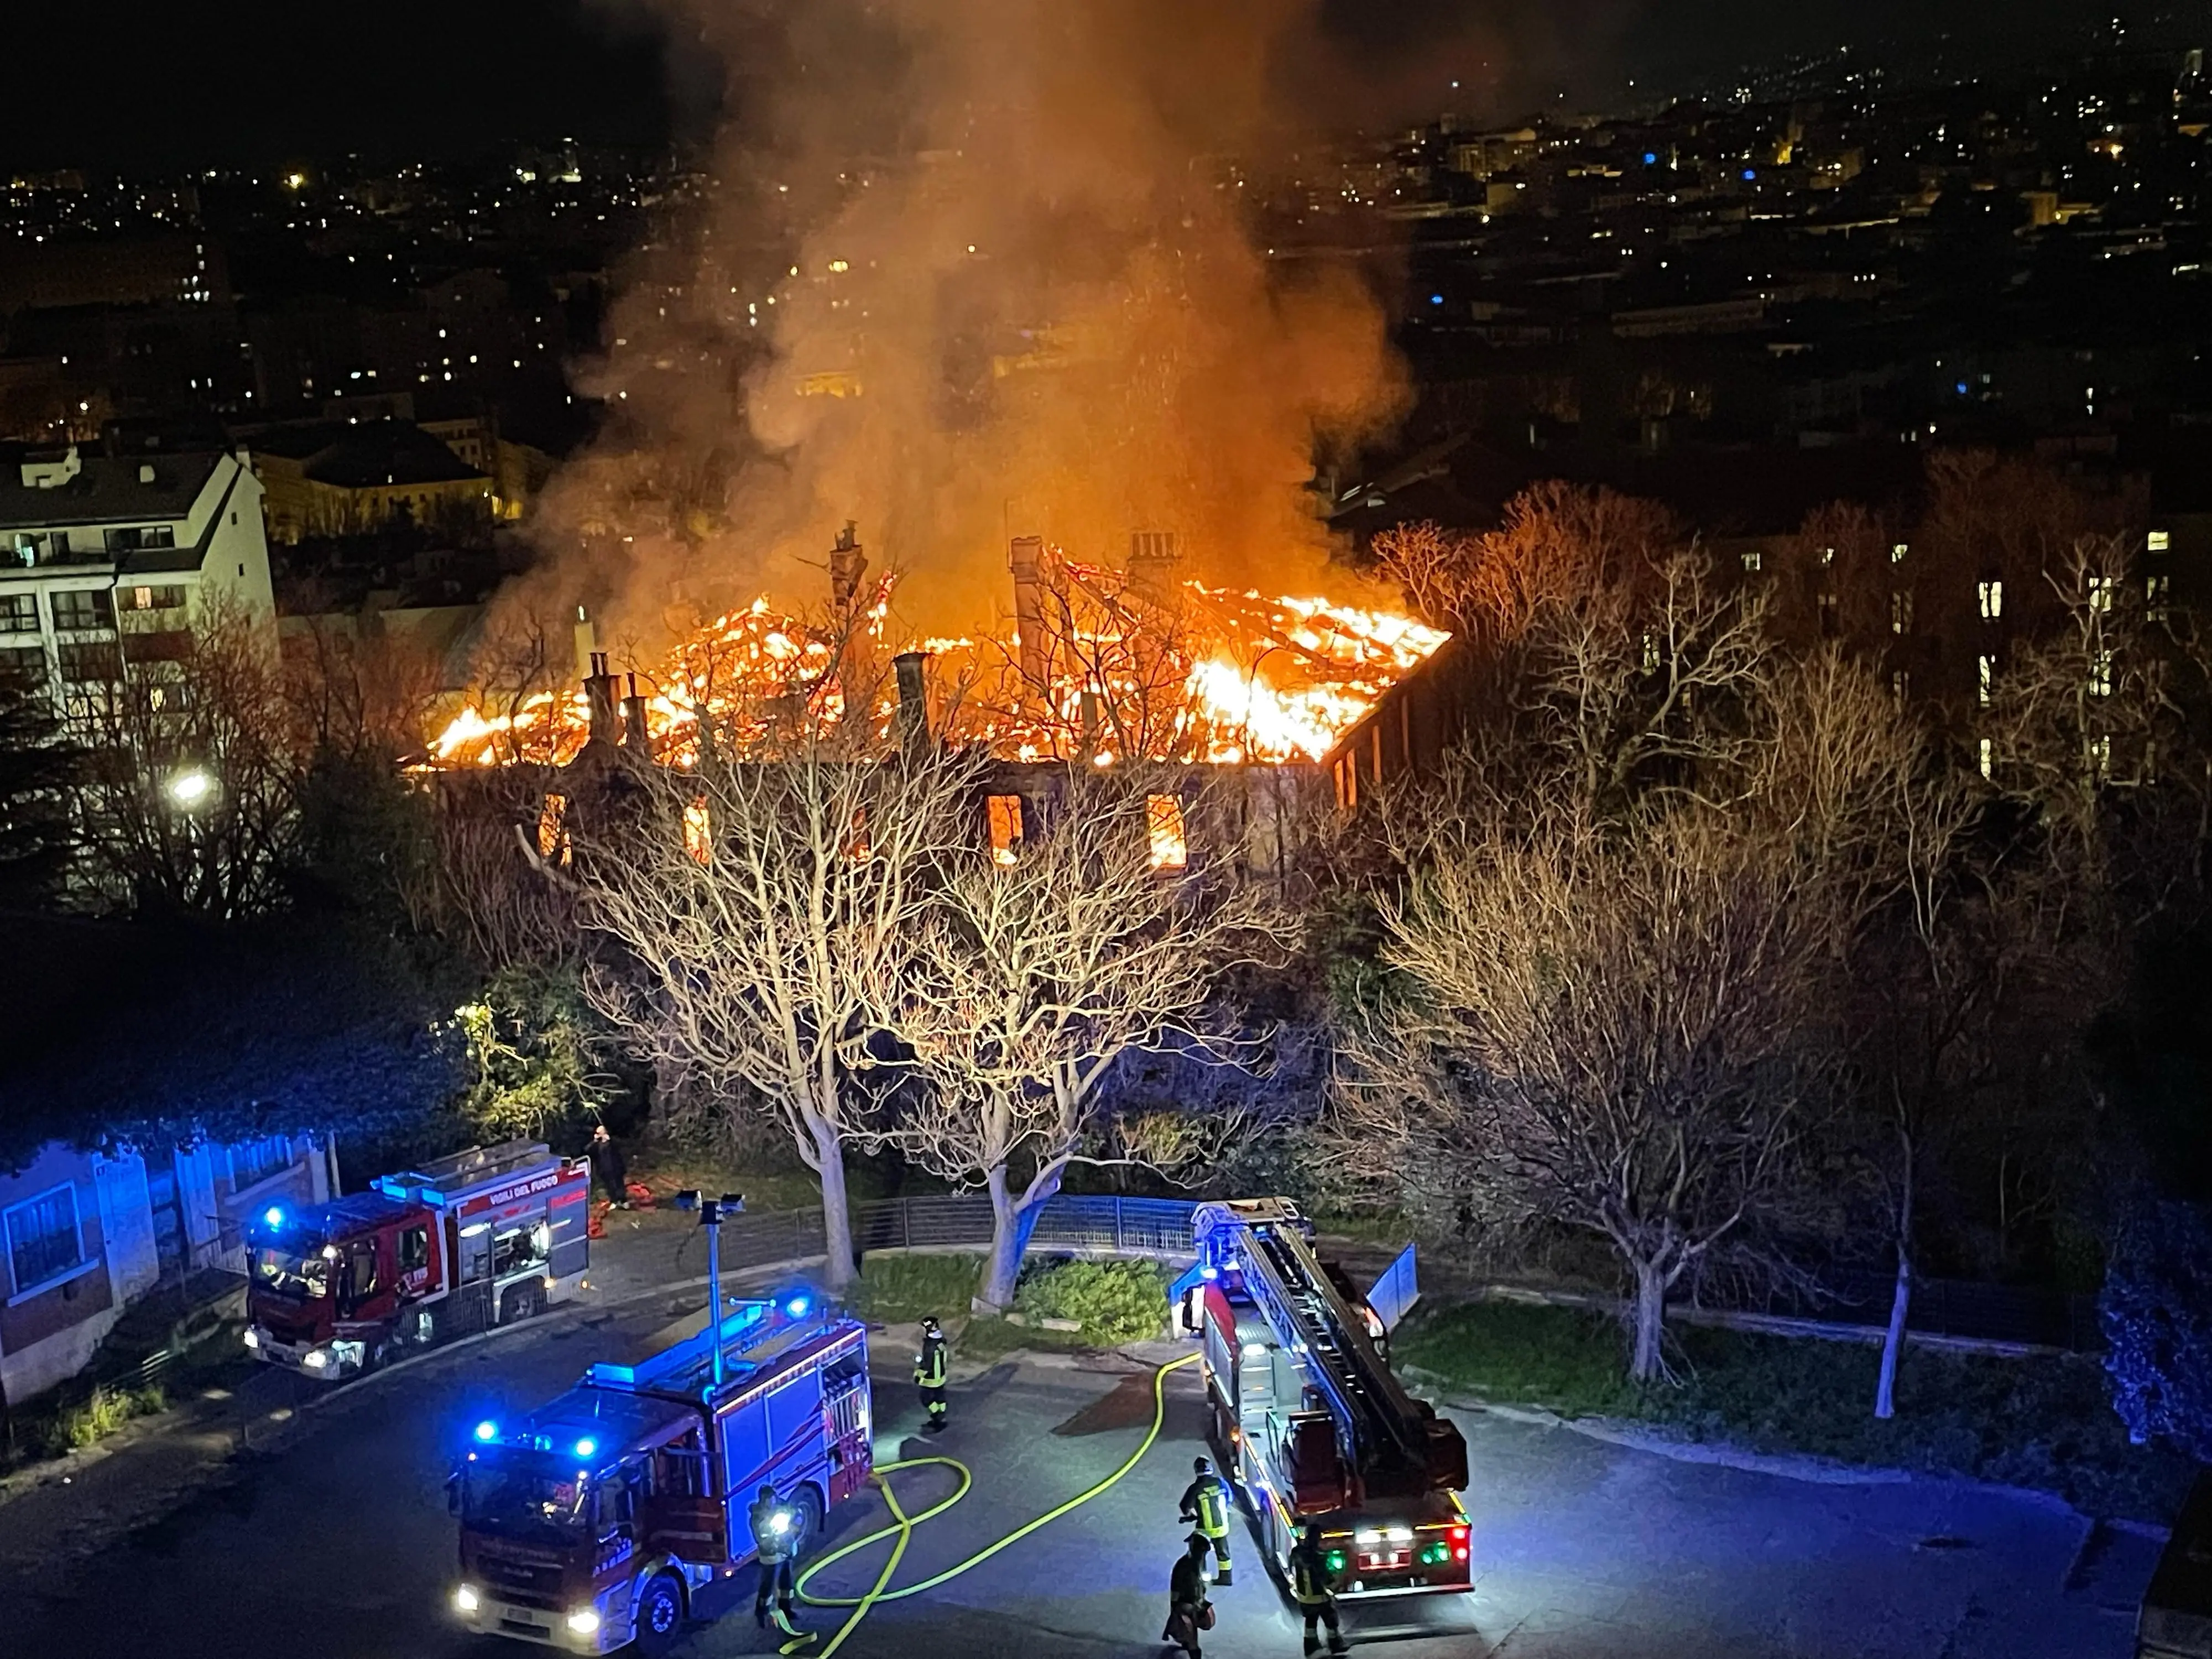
[
  {"xmin": 1175, "ymin": 1198, "xmax": 1472, "ymax": 1600},
  {"xmin": 243, "ymin": 1140, "xmax": 591, "ymax": 1379},
  {"xmin": 450, "ymin": 1290, "xmax": 874, "ymax": 1653}
]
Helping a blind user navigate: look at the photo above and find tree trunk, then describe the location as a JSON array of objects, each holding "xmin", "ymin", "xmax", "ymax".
[
  {"xmin": 812, "ymin": 1121, "xmax": 857, "ymax": 1290},
  {"xmin": 1629, "ymin": 1257, "xmax": 1668, "ymax": 1384},
  {"xmin": 977, "ymin": 1166, "xmax": 1026, "ymax": 1313},
  {"xmin": 1874, "ymin": 1250, "xmax": 1910, "ymax": 1420}
]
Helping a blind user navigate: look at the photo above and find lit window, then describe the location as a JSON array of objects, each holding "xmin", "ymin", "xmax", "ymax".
[
  {"xmin": 2148, "ymin": 573, "xmax": 2171, "ymax": 620},
  {"xmin": 986, "ymin": 795, "xmax": 1024, "ymax": 866},
  {"xmin": 2090, "ymin": 650, "xmax": 2115, "ymax": 697},
  {"xmin": 1891, "ymin": 589, "xmax": 1914, "ymax": 634},
  {"xmin": 682, "ymin": 799, "xmax": 711, "ymax": 865},
  {"xmin": 1891, "ymin": 668, "xmax": 1911, "ymax": 702},
  {"xmin": 1640, "ymin": 631, "xmax": 1661, "ymax": 671},
  {"xmin": 1740, "ymin": 549, "xmax": 1762, "ymax": 573},
  {"xmin": 1979, "ymin": 655, "xmax": 1995, "ymax": 706},
  {"xmin": 1819, "ymin": 545, "xmax": 1836, "ymax": 567},
  {"xmin": 1978, "ymin": 580, "xmax": 2002, "ymax": 621},
  {"xmin": 1146, "ymin": 795, "xmax": 1188, "ymax": 870},
  {"xmin": 4, "ymin": 1182, "xmax": 86, "ymax": 1296},
  {"xmin": 1891, "ymin": 542, "xmax": 1909, "ymax": 564},
  {"xmin": 2088, "ymin": 575, "xmax": 2116, "ymax": 614},
  {"xmin": 2148, "ymin": 529, "xmax": 2171, "ymax": 552},
  {"xmin": 538, "ymin": 793, "xmax": 572, "ymax": 867},
  {"xmin": 1978, "ymin": 736, "xmax": 1994, "ymax": 780},
  {"xmin": 2090, "ymin": 733, "xmax": 2112, "ymax": 780}
]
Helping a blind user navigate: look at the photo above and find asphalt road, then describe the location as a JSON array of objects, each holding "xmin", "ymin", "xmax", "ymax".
[{"xmin": 0, "ymin": 1299, "xmax": 2161, "ymax": 1659}]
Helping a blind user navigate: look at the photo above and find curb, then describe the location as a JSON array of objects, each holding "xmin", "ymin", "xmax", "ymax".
[{"xmin": 1404, "ymin": 1366, "xmax": 2163, "ymax": 1529}]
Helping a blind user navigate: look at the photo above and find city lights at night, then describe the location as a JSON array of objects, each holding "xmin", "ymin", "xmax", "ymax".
[{"xmin": 0, "ymin": 2, "xmax": 2208, "ymax": 1657}]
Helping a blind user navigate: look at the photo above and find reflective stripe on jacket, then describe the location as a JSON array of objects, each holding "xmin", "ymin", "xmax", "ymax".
[
  {"xmin": 749, "ymin": 1499, "xmax": 793, "ymax": 1564},
  {"xmin": 1181, "ymin": 1476, "xmax": 1230, "ymax": 1537},
  {"xmin": 1290, "ymin": 1544, "xmax": 1334, "ymax": 1606},
  {"xmin": 915, "ymin": 1338, "xmax": 947, "ymax": 1387}
]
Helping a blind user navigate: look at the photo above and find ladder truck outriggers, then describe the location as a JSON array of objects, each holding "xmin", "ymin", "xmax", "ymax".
[{"xmin": 1175, "ymin": 1198, "xmax": 1472, "ymax": 1600}]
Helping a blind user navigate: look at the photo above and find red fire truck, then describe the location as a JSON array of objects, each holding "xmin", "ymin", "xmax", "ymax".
[
  {"xmin": 243, "ymin": 1139, "xmax": 591, "ymax": 1379},
  {"xmin": 450, "ymin": 1291, "xmax": 873, "ymax": 1653},
  {"xmin": 1174, "ymin": 1198, "xmax": 1472, "ymax": 1600}
]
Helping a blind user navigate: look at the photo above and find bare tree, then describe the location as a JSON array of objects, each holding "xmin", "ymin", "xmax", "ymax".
[
  {"xmin": 573, "ymin": 735, "xmax": 987, "ymax": 1289},
  {"xmin": 860, "ymin": 770, "xmax": 1298, "ymax": 1309},
  {"xmin": 76, "ymin": 598, "xmax": 300, "ymax": 918},
  {"xmin": 1336, "ymin": 779, "xmax": 1848, "ymax": 1382}
]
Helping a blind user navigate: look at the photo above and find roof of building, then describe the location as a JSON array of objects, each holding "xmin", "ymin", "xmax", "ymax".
[
  {"xmin": 0, "ymin": 449, "xmax": 221, "ymax": 530},
  {"xmin": 249, "ymin": 419, "xmax": 487, "ymax": 489}
]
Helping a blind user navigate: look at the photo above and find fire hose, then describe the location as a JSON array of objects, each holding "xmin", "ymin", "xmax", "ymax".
[{"xmin": 779, "ymin": 1352, "xmax": 1202, "ymax": 1657}]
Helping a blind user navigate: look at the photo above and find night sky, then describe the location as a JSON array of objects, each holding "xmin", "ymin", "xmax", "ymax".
[{"xmin": 0, "ymin": 0, "xmax": 2188, "ymax": 173}]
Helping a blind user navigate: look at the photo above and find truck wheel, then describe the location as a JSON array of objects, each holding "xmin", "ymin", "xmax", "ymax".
[
  {"xmin": 632, "ymin": 1572, "xmax": 684, "ymax": 1655},
  {"xmin": 789, "ymin": 1485, "xmax": 826, "ymax": 1555},
  {"xmin": 499, "ymin": 1282, "xmax": 546, "ymax": 1326}
]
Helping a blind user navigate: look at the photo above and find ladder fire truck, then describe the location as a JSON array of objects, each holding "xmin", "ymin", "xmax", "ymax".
[
  {"xmin": 451, "ymin": 1289, "xmax": 874, "ymax": 1653},
  {"xmin": 1175, "ymin": 1198, "xmax": 1472, "ymax": 1600},
  {"xmin": 243, "ymin": 1140, "xmax": 591, "ymax": 1379}
]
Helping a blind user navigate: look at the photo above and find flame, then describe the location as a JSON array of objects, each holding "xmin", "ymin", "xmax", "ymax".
[{"xmin": 427, "ymin": 567, "xmax": 1447, "ymax": 769}]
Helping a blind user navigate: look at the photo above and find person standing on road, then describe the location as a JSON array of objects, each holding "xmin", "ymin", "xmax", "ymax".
[
  {"xmin": 1162, "ymin": 1531, "xmax": 1215, "ymax": 1658},
  {"xmin": 589, "ymin": 1123, "xmax": 630, "ymax": 1209},
  {"xmin": 915, "ymin": 1315, "xmax": 948, "ymax": 1433},
  {"xmin": 1178, "ymin": 1455, "xmax": 1233, "ymax": 1586},
  {"xmin": 749, "ymin": 1483, "xmax": 800, "ymax": 1632},
  {"xmin": 1289, "ymin": 1522, "xmax": 1349, "ymax": 1656}
]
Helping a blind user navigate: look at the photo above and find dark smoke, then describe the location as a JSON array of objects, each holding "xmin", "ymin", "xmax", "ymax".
[{"xmin": 538, "ymin": 0, "xmax": 1438, "ymax": 646}]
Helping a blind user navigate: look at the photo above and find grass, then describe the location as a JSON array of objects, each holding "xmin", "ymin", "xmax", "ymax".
[
  {"xmin": 846, "ymin": 1252, "xmax": 984, "ymax": 1324},
  {"xmin": 1395, "ymin": 1299, "xmax": 2198, "ymax": 1524},
  {"xmin": 956, "ymin": 1316, "xmax": 1096, "ymax": 1364}
]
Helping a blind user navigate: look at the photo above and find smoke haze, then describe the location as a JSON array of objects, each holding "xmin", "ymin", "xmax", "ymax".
[{"xmin": 539, "ymin": 0, "xmax": 1417, "ymax": 646}]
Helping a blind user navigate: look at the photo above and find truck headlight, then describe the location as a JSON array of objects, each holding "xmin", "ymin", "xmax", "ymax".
[
  {"xmin": 565, "ymin": 1609, "xmax": 601, "ymax": 1635},
  {"xmin": 303, "ymin": 1349, "xmax": 330, "ymax": 1370},
  {"xmin": 243, "ymin": 1328, "xmax": 260, "ymax": 1350},
  {"xmin": 454, "ymin": 1584, "xmax": 481, "ymax": 1613}
]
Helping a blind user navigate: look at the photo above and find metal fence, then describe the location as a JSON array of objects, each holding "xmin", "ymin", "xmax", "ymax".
[{"xmin": 698, "ymin": 1194, "xmax": 2097, "ymax": 1355}]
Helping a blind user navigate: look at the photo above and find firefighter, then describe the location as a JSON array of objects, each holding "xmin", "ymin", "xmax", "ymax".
[
  {"xmin": 748, "ymin": 1483, "xmax": 800, "ymax": 1632},
  {"xmin": 589, "ymin": 1123, "xmax": 630, "ymax": 1209},
  {"xmin": 914, "ymin": 1314, "xmax": 948, "ymax": 1433},
  {"xmin": 1162, "ymin": 1531, "xmax": 1215, "ymax": 1658},
  {"xmin": 1289, "ymin": 1521, "xmax": 1349, "ymax": 1656},
  {"xmin": 1178, "ymin": 1455, "xmax": 1233, "ymax": 1586}
]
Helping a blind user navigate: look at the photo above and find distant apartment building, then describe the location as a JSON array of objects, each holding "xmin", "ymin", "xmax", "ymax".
[
  {"xmin": 0, "ymin": 1131, "xmax": 331, "ymax": 1403},
  {"xmin": 0, "ymin": 235, "xmax": 227, "ymax": 312},
  {"xmin": 0, "ymin": 445, "xmax": 275, "ymax": 722},
  {"xmin": 249, "ymin": 418, "xmax": 493, "ymax": 542}
]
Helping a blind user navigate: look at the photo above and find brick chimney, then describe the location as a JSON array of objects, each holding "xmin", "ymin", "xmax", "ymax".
[
  {"xmin": 583, "ymin": 651, "xmax": 621, "ymax": 748},
  {"xmin": 1009, "ymin": 536, "xmax": 1047, "ymax": 697},
  {"xmin": 894, "ymin": 650, "xmax": 932, "ymax": 752}
]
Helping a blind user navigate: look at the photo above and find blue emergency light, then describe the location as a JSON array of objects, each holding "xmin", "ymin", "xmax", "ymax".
[
  {"xmin": 263, "ymin": 1206, "xmax": 284, "ymax": 1228},
  {"xmin": 574, "ymin": 1437, "xmax": 597, "ymax": 1458},
  {"xmin": 474, "ymin": 1420, "xmax": 499, "ymax": 1443},
  {"xmin": 785, "ymin": 1296, "xmax": 811, "ymax": 1319}
]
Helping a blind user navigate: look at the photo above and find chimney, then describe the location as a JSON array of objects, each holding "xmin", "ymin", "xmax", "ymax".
[
  {"xmin": 584, "ymin": 650, "xmax": 620, "ymax": 748},
  {"xmin": 623, "ymin": 672, "xmax": 650, "ymax": 749},
  {"xmin": 829, "ymin": 520, "xmax": 868, "ymax": 612},
  {"xmin": 1079, "ymin": 686, "xmax": 1102, "ymax": 761},
  {"xmin": 573, "ymin": 604, "xmax": 597, "ymax": 680},
  {"xmin": 1009, "ymin": 536, "xmax": 1047, "ymax": 696},
  {"xmin": 893, "ymin": 650, "xmax": 932, "ymax": 751},
  {"xmin": 1128, "ymin": 530, "xmax": 1181, "ymax": 604}
]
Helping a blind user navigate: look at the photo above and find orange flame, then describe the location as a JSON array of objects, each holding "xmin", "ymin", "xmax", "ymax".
[{"xmin": 428, "ymin": 573, "xmax": 1446, "ymax": 769}]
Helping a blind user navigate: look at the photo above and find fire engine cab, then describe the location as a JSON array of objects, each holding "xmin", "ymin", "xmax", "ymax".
[
  {"xmin": 451, "ymin": 1291, "xmax": 873, "ymax": 1653},
  {"xmin": 243, "ymin": 1139, "xmax": 591, "ymax": 1379},
  {"xmin": 1175, "ymin": 1198, "xmax": 1472, "ymax": 1600}
]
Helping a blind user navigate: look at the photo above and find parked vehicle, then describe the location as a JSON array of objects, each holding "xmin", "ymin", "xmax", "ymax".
[{"xmin": 243, "ymin": 1139, "xmax": 590, "ymax": 1379}]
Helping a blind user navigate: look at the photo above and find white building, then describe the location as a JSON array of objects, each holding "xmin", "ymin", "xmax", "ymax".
[{"xmin": 0, "ymin": 445, "xmax": 275, "ymax": 723}]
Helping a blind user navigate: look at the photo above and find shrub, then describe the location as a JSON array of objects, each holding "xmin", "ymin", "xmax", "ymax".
[
  {"xmin": 54, "ymin": 1383, "xmax": 166, "ymax": 1452},
  {"xmin": 1016, "ymin": 1259, "xmax": 1169, "ymax": 1345}
]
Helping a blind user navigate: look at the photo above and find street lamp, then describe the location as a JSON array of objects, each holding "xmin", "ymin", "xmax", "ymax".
[{"xmin": 166, "ymin": 766, "xmax": 216, "ymax": 809}]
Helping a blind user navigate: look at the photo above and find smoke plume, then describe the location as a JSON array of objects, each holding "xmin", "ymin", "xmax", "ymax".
[{"xmin": 539, "ymin": 0, "xmax": 1412, "ymax": 646}]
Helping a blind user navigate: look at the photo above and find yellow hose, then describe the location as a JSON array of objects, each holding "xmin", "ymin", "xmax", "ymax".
[{"xmin": 784, "ymin": 1352, "xmax": 1200, "ymax": 1655}]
